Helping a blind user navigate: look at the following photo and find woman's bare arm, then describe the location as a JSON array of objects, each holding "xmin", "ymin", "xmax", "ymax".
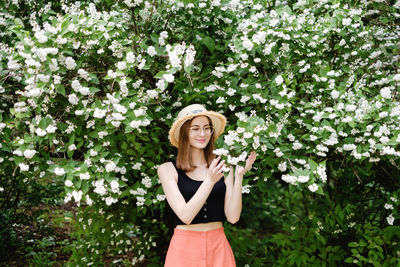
[{"xmin": 224, "ymin": 151, "xmax": 257, "ymax": 224}]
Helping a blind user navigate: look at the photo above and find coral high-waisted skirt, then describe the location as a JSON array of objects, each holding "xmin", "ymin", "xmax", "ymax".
[{"xmin": 164, "ymin": 227, "xmax": 236, "ymax": 267}]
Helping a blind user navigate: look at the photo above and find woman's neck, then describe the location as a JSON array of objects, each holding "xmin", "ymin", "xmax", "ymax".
[{"xmin": 190, "ymin": 147, "xmax": 207, "ymax": 167}]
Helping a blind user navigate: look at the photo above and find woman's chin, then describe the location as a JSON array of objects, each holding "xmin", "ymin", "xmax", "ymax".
[{"xmin": 190, "ymin": 142, "xmax": 209, "ymax": 149}]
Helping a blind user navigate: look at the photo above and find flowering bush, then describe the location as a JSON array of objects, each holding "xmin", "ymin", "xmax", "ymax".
[{"xmin": 1, "ymin": 0, "xmax": 399, "ymax": 265}]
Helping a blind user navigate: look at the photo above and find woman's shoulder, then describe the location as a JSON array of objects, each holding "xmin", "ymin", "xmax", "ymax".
[
  {"xmin": 158, "ymin": 161, "xmax": 176, "ymax": 170},
  {"xmin": 157, "ymin": 162, "xmax": 179, "ymax": 181}
]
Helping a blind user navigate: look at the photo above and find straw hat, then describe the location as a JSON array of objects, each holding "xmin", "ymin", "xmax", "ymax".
[{"xmin": 169, "ymin": 104, "xmax": 227, "ymax": 148}]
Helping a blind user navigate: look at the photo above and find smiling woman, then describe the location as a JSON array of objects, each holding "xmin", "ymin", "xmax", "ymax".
[{"xmin": 157, "ymin": 104, "xmax": 257, "ymax": 267}]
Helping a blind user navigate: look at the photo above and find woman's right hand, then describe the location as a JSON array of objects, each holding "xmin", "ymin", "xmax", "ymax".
[{"xmin": 205, "ymin": 156, "xmax": 226, "ymax": 184}]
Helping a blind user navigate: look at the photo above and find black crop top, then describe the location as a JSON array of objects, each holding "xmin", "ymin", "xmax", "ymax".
[{"xmin": 170, "ymin": 162, "xmax": 226, "ymax": 226}]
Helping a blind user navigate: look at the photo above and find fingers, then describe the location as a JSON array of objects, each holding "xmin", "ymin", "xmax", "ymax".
[
  {"xmin": 245, "ymin": 151, "xmax": 257, "ymax": 172},
  {"xmin": 209, "ymin": 156, "xmax": 221, "ymax": 169}
]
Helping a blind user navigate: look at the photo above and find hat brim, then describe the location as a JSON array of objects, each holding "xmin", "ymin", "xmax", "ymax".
[{"xmin": 169, "ymin": 111, "xmax": 227, "ymax": 148}]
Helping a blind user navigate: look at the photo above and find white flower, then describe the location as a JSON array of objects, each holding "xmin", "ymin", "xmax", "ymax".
[
  {"xmin": 36, "ymin": 128, "xmax": 47, "ymax": 137},
  {"xmin": 393, "ymin": 74, "xmax": 400, "ymax": 81},
  {"xmin": 384, "ymin": 203, "xmax": 394, "ymax": 210},
  {"xmin": 134, "ymin": 109, "xmax": 145, "ymax": 117},
  {"xmin": 65, "ymin": 180, "xmax": 73, "ymax": 187},
  {"xmin": 156, "ymin": 194, "xmax": 166, "ymax": 201},
  {"xmin": 345, "ymin": 104, "xmax": 356, "ymax": 112},
  {"xmin": 110, "ymin": 180, "xmax": 120, "ymax": 193},
  {"xmin": 308, "ymin": 183, "xmax": 318, "ymax": 192},
  {"xmin": 213, "ymin": 148, "xmax": 229, "ymax": 156},
  {"xmin": 147, "ymin": 90, "xmax": 158, "ymax": 99},
  {"xmin": 55, "ymin": 167, "xmax": 65, "ymax": 176},
  {"xmin": 293, "ymin": 141, "xmax": 303, "ymax": 150},
  {"xmin": 343, "ymin": 144, "xmax": 356, "ymax": 151},
  {"xmin": 387, "ymin": 214, "xmax": 395, "ymax": 225},
  {"xmin": 68, "ymin": 94, "xmax": 79, "ymax": 105},
  {"xmin": 46, "ymin": 124, "xmax": 57, "ymax": 133},
  {"xmin": 27, "ymin": 88, "xmax": 42, "ymax": 97},
  {"xmin": 281, "ymin": 174, "xmax": 296, "ymax": 185},
  {"xmin": 380, "ymin": 136, "xmax": 389, "ymax": 144},
  {"xmin": 380, "ymin": 87, "xmax": 391, "ymax": 99},
  {"xmin": 168, "ymin": 49, "xmax": 181, "ymax": 68},
  {"xmin": 80, "ymin": 172, "xmax": 90, "ymax": 180},
  {"xmin": 86, "ymin": 195, "xmax": 93, "ymax": 206},
  {"xmin": 105, "ymin": 196, "xmax": 118, "ymax": 206},
  {"xmin": 19, "ymin": 163, "xmax": 29, "ymax": 171},
  {"xmin": 242, "ymin": 184, "xmax": 251, "ymax": 194},
  {"xmin": 131, "ymin": 162, "xmax": 142, "ymax": 170},
  {"xmin": 163, "ymin": 74, "xmax": 174, "ymax": 83},
  {"xmin": 93, "ymin": 179, "xmax": 107, "ymax": 196},
  {"xmin": 0, "ymin": 187, "xmax": 4, "ymax": 192},
  {"xmin": 130, "ymin": 120, "xmax": 141, "ymax": 129},
  {"xmin": 117, "ymin": 61, "xmax": 127, "ymax": 70},
  {"xmin": 69, "ymin": 144, "xmax": 76, "ymax": 151},
  {"xmin": 71, "ymin": 80, "xmax": 81, "ymax": 91},
  {"xmin": 297, "ymin": 175, "xmax": 309, "ymax": 183},
  {"xmin": 224, "ymin": 135, "xmax": 235, "ymax": 146},
  {"xmin": 78, "ymin": 69, "xmax": 89, "ymax": 80},
  {"xmin": 342, "ymin": 18, "xmax": 352, "ymax": 26},
  {"xmin": 90, "ymin": 149, "xmax": 98, "ymax": 157},
  {"xmin": 331, "ymin": 90, "xmax": 339, "ymax": 99},
  {"xmin": 379, "ymin": 111, "xmax": 388, "ymax": 118},
  {"xmin": 243, "ymin": 132, "xmax": 253, "ymax": 138},
  {"xmin": 237, "ymin": 151, "xmax": 248, "ymax": 162},
  {"xmin": 216, "ymin": 97, "xmax": 226, "ymax": 104},
  {"xmin": 65, "ymin": 57, "xmax": 76, "ymax": 70},
  {"xmin": 160, "ymin": 31, "xmax": 168, "ymax": 39},
  {"xmin": 13, "ymin": 149, "xmax": 22, "ymax": 156},
  {"xmin": 278, "ymin": 161, "xmax": 287, "ymax": 172},
  {"xmin": 72, "ymin": 190, "xmax": 83, "ymax": 203},
  {"xmin": 23, "ymin": 149, "xmax": 36, "ymax": 159},
  {"xmin": 34, "ymin": 31, "xmax": 48, "ymax": 43},
  {"xmin": 126, "ymin": 52, "xmax": 135, "ymax": 63},
  {"xmin": 184, "ymin": 45, "xmax": 196, "ymax": 67},
  {"xmin": 147, "ymin": 46, "xmax": 157, "ymax": 57},
  {"xmin": 106, "ymin": 161, "xmax": 116, "ymax": 172},
  {"xmin": 64, "ymin": 193, "xmax": 72, "ymax": 203},
  {"xmin": 227, "ymin": 155, "xmax": 240, "ymax": 165},
  {"xmin": 221, "ymin": 166, "xmax": 231, "ymax": 172},
  {"xmin": 275, "ymin": 75, "xmax": 284, "ymax": 86},
  {"xmin": 242, "ymin": 38, "xmax": 254, "ymax": 51},
  {"xmin": 93, "ymin": 108, "xmax": 107, "ymax": 119},
  {"xmin": 79, "ymin": 87, "xmax": 90, "ymax": 95},
  {"xmin": 156, "ymin": 79, "xmax": 166, "ymax": 90}
]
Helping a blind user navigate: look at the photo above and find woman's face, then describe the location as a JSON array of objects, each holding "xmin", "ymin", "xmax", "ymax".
[{"xmin": 188, "ymin": 116, "xmax": 213, "ymax": 150}]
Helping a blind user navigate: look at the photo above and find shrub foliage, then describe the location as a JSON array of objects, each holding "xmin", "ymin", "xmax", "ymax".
[{"xmin": 1, "ymin": 0, "xmax": 399, "ymax": 265}]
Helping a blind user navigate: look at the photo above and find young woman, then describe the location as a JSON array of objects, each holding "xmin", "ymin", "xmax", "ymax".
[{"xmin": 158, "ymin": 104, "xmax": 257, "ymax": 266}]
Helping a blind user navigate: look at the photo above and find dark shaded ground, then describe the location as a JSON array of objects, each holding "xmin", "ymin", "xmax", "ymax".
[{"xmin": 1, "ymin": 201, "xmax": 76, "ymax": 267}]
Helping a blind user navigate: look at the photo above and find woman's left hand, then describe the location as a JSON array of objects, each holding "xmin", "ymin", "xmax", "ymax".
[{"xmin": 235, "ymin": 151, "xmax": 257, "ymax": 177}]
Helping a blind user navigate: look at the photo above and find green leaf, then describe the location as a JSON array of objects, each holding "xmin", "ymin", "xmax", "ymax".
[
  {"xmin": 202, "ymin": 36, "xmax": 215, "ymax": 53},
  {"xmin": 308, "ymin": 159, "xmax": 318, "ymax": 171},
  {"xmin": 89, "ymin": 87, "xmax": 100, "ymax": 94},
  {"xmin": 81, "ymin": 182, "xmax": 89, "ymax": 194}
]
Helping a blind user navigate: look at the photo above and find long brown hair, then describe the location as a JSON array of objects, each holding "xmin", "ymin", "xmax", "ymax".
[{"xmin": 176, "ymin": 116, "xmax": 216, "ymax": 171}]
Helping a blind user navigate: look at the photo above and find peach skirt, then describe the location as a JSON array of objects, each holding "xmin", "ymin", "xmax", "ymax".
[{"xmin": 164, "ymin": 227, "xmax": 236, "ymax": 267}]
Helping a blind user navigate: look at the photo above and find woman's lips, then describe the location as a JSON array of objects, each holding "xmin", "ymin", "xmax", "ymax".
[{"xmin": 196, "ymin": 139, "xmax": 206, "ymax": 143}]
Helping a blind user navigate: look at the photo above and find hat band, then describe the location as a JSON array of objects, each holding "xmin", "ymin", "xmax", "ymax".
[{"xmin": 186, "ymin": 109, "xmax": 204, "ymax": 115}]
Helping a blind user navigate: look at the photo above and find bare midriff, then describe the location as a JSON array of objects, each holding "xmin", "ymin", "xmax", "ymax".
[{"xmin": 176, "ymin": 221, "xmax": 223, "ymax": 231}]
